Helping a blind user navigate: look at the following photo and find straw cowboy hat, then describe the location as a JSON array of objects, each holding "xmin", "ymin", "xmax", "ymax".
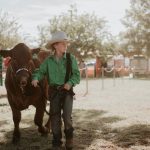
[{"xmin": 45, "ymin": 31, "xmax": 70, "ymax": 49}]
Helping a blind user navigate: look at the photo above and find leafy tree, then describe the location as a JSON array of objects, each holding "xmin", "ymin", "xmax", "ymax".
[
  {"xmin": 120, "ymin": 0, "xmax": 150, "ymax": 57},
  {"xmin": 37, "ymin": 5, "xmax": 114, "ymax": 59},
  {"xmin": 0, "ymin": 11, "xmax": 22, "ymax": 49}
]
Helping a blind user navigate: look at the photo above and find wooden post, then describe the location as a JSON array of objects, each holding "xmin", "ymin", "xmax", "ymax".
[
  {"xmin": 83, "ymin": 67, "xmax": 88, "ymax": 96},
  {"xmin": 113, "ymin": 67, "xmax": 116, "ymax": 87},
  {"xmin": 0, "ymin": 56, "xmax": 3, "ymax": 86},
  {"xmin": 101, "ymin": 67, "xmax": 104, "ymax": 90}
]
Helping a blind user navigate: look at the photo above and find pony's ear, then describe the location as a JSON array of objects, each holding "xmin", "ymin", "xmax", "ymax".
[
  {"xmin": 0, "ymin": 50, "xmax": 13, "ymax": 58},
  {"xmin": 31, "ymin": 48, "xmax": 41, "ymax": 55}
]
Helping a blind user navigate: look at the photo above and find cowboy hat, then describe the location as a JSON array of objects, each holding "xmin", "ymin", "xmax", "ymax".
[{"xmin": 45, "ymin": 31, "xmax": 70, "ymax": 49}]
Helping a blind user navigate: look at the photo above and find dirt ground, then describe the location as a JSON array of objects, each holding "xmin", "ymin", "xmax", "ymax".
[{"xmin": 0, "ymin": 78, "xmax": 150, "ymax": 150}]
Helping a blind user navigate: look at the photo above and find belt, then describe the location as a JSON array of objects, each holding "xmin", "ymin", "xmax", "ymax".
[
  {"xmin": 49, "ymin": 84, "xmax": 75, "ymax": 96},
  {"xmin": 49, "ymin": 84, "xmax": 63, "ymax": 90}
]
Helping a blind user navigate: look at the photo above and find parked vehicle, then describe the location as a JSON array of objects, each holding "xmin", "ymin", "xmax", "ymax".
[{"xmin": 130, "ymin": 55, "xmax": 150, "ymax": 77}]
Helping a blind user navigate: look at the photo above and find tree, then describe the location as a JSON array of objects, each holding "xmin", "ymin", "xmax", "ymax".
[
  {"xmin": 0, "ymin": 11, "xmax": 22, "ymax": 49},
  {"xmin": 37, "ymin": 5, "xmax": 114, "ymax": 59},
  {"xmin": 120, "ymin": 0, "xmax": 150, "ymax": 57}
]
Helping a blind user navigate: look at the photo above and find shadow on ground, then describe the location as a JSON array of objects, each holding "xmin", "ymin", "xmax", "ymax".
[
  {"xmin": 0, "ymin": 109, "xmax": 122, "ymax": 150},
  {"xmin": 0, "ymin": 109, "xmax": 149, "ymax": 150},
  {"xmin": 73, "ymin": 109, "xmax": 150, "ymax": 149},
  {"xmin": 0, "ymin": 121, "xmax": 52, "ymax": 150},
  {"xmin": 109, "ymin": 124, "xmax": 150, "ymax": 147},
  {"xmin": 73, "ymin": 109, "xmax": 123, "ymax": 149}
]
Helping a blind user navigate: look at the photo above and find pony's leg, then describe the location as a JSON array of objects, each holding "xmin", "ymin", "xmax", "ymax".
[
  {"xmin": 45, "ymin": 116, "xmax": 51, "ymax": 132},
  {"xmin": 34, "ymin": 98, "xmax": 49, "ymax": 135},
  {"xmin": 11, "ymin": 107, "xmax": 21, "ymax": 144},
  {"xmin": 7, "ymin": 93, "xmax": 21, "ymax": 144}
]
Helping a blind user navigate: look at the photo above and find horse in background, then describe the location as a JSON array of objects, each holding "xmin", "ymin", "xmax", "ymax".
[
  {"xmin": 31, "ymin": 48, "xmax": 51, "ymax": 99},
  {"xmin": 31, "ymin": 48, "xmax": 51, "ymax": 129},
  {"xmin": 0, "ymin": 43, "xmax": 50, "ymax": 144}
]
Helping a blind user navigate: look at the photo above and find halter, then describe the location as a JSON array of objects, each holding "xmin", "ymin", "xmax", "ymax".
[
  {"xmin": 8, "ymin": 59, "xmax": 30, "ymax": 75},
  {"xmin": 8, "ymin": 58, "xmax": 33, "ymax": 95},
  {"xmin": 16, "ymin": 68, "xmax": 29, "ymax": 74}
]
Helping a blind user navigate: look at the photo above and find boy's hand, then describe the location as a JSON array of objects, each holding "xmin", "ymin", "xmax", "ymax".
[
  {"xmin": 31, "ymin": 80, "xmax": 39, "ymax": 87},
  {"xmin": 64, "ymin": 83, "xmax": 71, "ymax": 90}
]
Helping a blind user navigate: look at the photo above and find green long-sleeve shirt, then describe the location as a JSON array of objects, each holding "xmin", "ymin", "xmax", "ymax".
[{"xmin": 32, "ymin": 53, "xmax": 80, "ymax": 87}]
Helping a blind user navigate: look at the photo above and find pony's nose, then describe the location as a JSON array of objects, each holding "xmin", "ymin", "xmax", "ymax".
[{"xmin": 20, "ymin": 80, "xmax": 27, "ymax": 86}]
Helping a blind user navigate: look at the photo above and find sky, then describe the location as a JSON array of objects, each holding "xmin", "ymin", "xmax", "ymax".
[{"xmin": 0, "ymin": 0, "xmax": 130, "ymax": 44}]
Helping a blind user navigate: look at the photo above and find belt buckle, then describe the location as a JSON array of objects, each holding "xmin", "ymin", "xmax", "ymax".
[{"xmin": 56, "ymin": 85, "xmax": 62, "ymax": 90}]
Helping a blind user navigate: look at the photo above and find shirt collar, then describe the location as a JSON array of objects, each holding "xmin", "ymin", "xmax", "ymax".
[{"xmin": 52, "ymin": 52, "xmax": 67, "ymax": 60}]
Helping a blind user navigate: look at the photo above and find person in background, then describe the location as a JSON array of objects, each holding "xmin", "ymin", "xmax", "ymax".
[{"xmin": 32, "ymin": 31, "xmax": 80, "ymax": 150}]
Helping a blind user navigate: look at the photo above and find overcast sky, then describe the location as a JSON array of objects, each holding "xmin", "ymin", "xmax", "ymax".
[{"xmin": 0, "ymin": 0, "xmax": 130, "ymax": 39}]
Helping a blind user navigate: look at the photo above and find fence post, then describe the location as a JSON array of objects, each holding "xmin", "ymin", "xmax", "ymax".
[
  {"xmin": 113, "ymin": 67, "xmax": 116, "ymax": 87},
  {"xmin": 83, "ymin": 67, "xmax": 88, "ymax": 96},
  {"xmin": 129, "ymin": 66, "xmax": 133, "ymax": 79},
  {"xmin": 133, "ymin": 66, "xmax": 135, "ymax": 78},
  {"xmin": 101, "ymin": 67, "xmax": 104, "ymax": 90},
  {"xmin": 120, "ymin": 66, "xmax": 124, "ymax": 83},
  {"xmin": 0, "ymin": 56, "xmax": 2, "ymax": 86}
]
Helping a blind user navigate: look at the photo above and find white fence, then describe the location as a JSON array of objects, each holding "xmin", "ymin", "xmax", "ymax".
[{"xmin": 79, "ymin": 66, "xmax": 135, "ymax": 96}]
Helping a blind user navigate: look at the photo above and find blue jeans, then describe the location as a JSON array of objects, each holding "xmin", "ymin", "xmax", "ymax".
[{"xmin": 50, "ymin": 90, "xmax": 73, "ymax": 146}]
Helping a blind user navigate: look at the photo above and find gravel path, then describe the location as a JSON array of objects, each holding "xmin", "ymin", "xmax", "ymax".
[
  {"xmin": 0, "ymin": 78, "xmax": 150, "ymax": 150},
  {"xmin": 74, "ymin": 78, "xmax": 150, "ymax": 127}
]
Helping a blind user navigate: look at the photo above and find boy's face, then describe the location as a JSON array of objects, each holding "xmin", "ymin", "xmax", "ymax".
[{"xmin": 54, "ymin": 41, "xmax": 68, "ymax": 53}]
